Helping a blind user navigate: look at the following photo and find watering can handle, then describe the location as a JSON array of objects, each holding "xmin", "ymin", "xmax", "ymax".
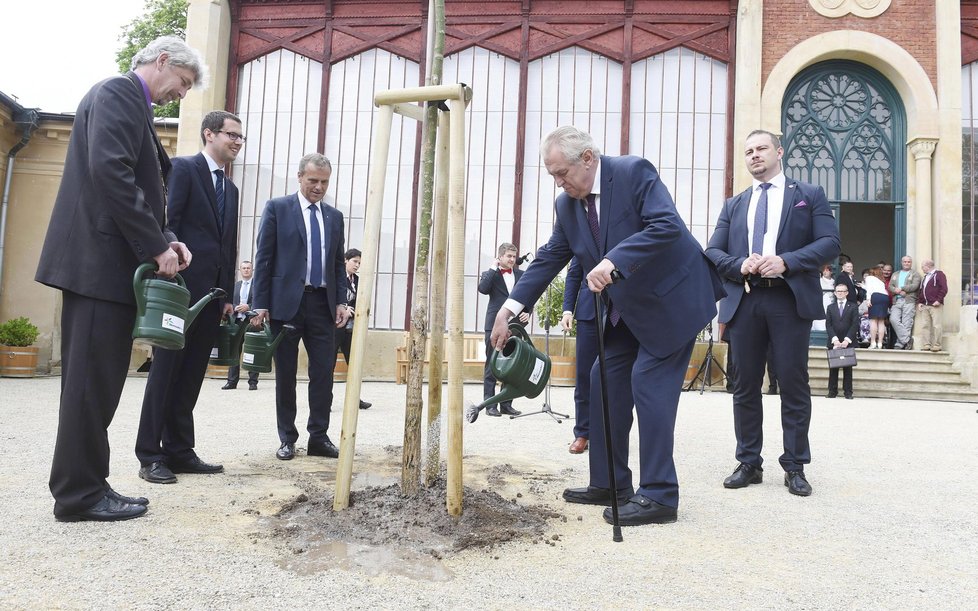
[
  {"xmin": 508, "ymin": 321, "xmax": 530, "ymax": 343},
  {"xmin": 133, "ymin": 262, "xmax": 186, "ymax": 318}
]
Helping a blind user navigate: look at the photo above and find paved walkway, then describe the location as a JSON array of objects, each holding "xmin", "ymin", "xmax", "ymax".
[{"xmin": 1, "ymin": 376, "xmax": 975, "ymax": 609}]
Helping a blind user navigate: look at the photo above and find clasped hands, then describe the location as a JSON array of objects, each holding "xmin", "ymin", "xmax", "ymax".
[{"xmin": 741, "ymin": 253, "xmax": 786, "ymax": 277}]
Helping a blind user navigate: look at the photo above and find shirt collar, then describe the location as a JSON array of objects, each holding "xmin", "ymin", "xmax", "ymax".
[
  {"xmin": 752, "ymin": 172, "xmax": 786, "ymax": 191},
  {"xmin": 133, "ymin": 72, "xmax": 153, "ymax": 109},
  {"xmin": 202, "ymin": 151, "xmax": 223, "ymax": 174}
]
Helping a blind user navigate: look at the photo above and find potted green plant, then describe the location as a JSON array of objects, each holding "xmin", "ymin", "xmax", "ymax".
[
  {"xmin": 534, "ymin": 273, "xmax": 576, "ymax": 385},
  {"xmin": 0, "ymin": 316, "xmax": 40, "ymax": 377}
]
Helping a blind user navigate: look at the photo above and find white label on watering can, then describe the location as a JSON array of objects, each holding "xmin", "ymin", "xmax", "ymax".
[
  {"xmin": 161, "ymin": 314, "xmax": 185, "ymax": 333},
  {"xmin": 529, "ymin": 358, "xmax": 545, "ymax": 384},
  {"xmin": 210, "ymin": 348, "xmax": 219, "ymax": 358},
  {"xmin": 243, "ymin": 353, "xmax": 255, "ymax": 364}
]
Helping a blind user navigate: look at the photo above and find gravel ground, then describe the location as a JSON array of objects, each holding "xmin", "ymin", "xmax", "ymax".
[{"xmin": 1, "ymin": 375, "xmax": 976, "ymax": 610}]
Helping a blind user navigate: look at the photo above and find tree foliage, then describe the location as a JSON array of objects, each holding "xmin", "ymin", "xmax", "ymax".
[{"xmin": 116, "ymin": 0, "xmax": 189, "ymax": 118}]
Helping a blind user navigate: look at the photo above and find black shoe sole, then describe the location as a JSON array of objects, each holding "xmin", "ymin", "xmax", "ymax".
[
  {"xmin": 604, "ymin": 512, "xmax": 678, "ymax": 526},
  {"xmin": 723, "ymin": 476, "xmax": 762, "ymax": 489},
  {"xmin": 56, "ymin": 507, "xmax": 148, "ymax": 522},
  {"xmin": 138, "ymin": 473, "xmax": 177, "ymax": 484}
]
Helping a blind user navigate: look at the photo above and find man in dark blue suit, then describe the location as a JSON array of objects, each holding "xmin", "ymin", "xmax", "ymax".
[
  {"xmin": 706, "ymin": 129, "xmax": 840, "ymax": 497},
  {"xmin": 490, "ymin": 126, "xmax": 724, "ymax": 526},
  {"xmin": 825, "ymin": 283, "xmax": 858, "ymax": 399},
  {"xmin": 560, "ymin": 256, "xmax": 596, "ymax": 454},
  {"xmin": 478, "ymin": 242, "xmax": 529, "ymax": 417},
  {"xmin": 35, "ymin": 36, "xmax": 203, "ymax": 521},
  {"xmin": 251, "ymin": 154, "xmax": 351, "ymax": 461},
  {"xmin": 135, "ymin": 110, "xmax": 243, "ymax": 484}
]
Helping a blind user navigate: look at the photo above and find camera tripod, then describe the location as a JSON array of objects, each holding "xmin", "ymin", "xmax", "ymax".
[{"xmin": 683, "ymin": 322, "xmax": 726, "ymax": 394}]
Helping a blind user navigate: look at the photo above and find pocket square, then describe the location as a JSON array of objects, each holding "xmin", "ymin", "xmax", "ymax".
[{"xmin": 794, "ymin": 200, "xmax": 807, "ymax": 208}]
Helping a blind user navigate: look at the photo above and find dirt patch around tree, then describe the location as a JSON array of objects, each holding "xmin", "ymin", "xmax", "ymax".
[{"xmin": 255, "ymin": 451, "xmax": 568, "ymax": 581}]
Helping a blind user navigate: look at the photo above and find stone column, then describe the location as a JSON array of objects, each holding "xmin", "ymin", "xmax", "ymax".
[
  {"xmin": 732, "ymin": 0, "xmax": 764, "ymax": 193},
  {"xmin": 909, "ymin": 138, "xmax": 937, "ymax": 264},
  {"xmin": 178, "ymin": 0, "xmax": 233, "ymax": 156}
]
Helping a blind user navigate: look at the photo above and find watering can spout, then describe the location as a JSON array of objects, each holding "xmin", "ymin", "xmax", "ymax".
[
  {"xmin": 465, "ymin": 321, "xmax": 551, "ymax": 424},
  {"xmin": 186, "ymin": 287, "xmax": 227, "ymax": 327}
]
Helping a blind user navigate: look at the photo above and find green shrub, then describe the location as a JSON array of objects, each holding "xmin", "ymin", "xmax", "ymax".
[{"xmin": 0, "ymin": 317, "xmax": 40, "ymax": 347}]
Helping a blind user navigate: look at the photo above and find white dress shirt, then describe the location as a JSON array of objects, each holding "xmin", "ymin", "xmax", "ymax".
[{"xmin": 747, "ymin": 172, "xmax": 786, "ymax": 256}]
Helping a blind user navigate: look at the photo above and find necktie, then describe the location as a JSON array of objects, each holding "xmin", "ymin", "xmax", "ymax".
[
  {"xmin": 586, "ymin": 194, "xmax": 621, "ymax": 326},
  {"xmin": 751, "ymin": 183, "xmax": 772, "ymax": 254},
  {"xmin": 839, "ymin": 301, "xmax": 845, "ymax": 316},
  {"xmin": 308, "ymin": 204, "xmax": 322, "ymax": 288},
  {"xmin": 214, "ymin": 169, "xmax": 225, "ymax": 233},
  {"xmin": 499, "ymin": 268, "xmax": 512, "ymax": 274}
]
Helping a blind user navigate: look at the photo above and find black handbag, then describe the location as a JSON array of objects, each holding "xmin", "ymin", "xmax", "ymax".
[{"xmin": 826, "ymin": 347, "xmax": 857, "ymax": 369}]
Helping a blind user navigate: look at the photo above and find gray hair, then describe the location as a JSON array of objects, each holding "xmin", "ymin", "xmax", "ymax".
[
  {"xmin": 542, "ymin": 126, "xmax": 602, "ymax": 162},
  {"xmin": 298, "ymin": 153, "xmax": 332, "ymax": 174},
  {"xmin": 131, "ymin": 36, "xmax": 208, "ymax": 88}
]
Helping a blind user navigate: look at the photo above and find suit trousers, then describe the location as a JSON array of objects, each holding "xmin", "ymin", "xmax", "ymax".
[
  {"xmin": 916, "ymin": 304, "xmax": 942, "ymax": 348},
  {"xmin": 226, "ymin": 364, "xmax": 259, "ymax": 386},
  {"xmin": 135, "ymin": 299, "xmax": 222, "ymax": 465},
  {"xmin": 586, "ymin": 318, "xmax": 693, "ymax": 509},
  {"xmin": 572, "ymin": 317, "xmax": 598, "ymax": 439},
  {"xmin": 827, "ymin": 365, "xmax": 853, "ymax": 395},
  {"xmin": 889, "ymin": 299, "xmax": 915, "ymax": 348},
  {"xmin": 50, "ymin": 291, "xmax": 136, "ymax": 517},
  {"xmin": 483, "ymin": 332, "xmax": 513, "ymax": 409},
  {"xmin": 272, "ymin": 288, "xmax": 337, "ymax": 445},
  {"xmin": 728, "ymin": 285, "xmax": 813, "ymax": 472}
]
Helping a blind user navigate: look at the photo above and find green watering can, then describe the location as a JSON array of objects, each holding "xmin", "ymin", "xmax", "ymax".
[
  {"xmin": 241, "ymin": 321, "xmax": 295, "ymax": 373},
  {"xmin": 209, "ymin": 312, "xmax": 255, "ymax": 366},
  {"xmin": 132, "ymin": 263, "xmax": 226, "ymax": 350},
  {"xmin": 465, "ymin": 321, "xmax": 551, "ymax": 423}
]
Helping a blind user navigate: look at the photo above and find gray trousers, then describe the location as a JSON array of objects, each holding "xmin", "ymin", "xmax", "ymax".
[{"xmin": 889, "ymin": 299, "xmax": 916, "ymax": 347}]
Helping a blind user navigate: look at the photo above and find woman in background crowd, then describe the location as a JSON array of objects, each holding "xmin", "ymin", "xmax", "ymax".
[{"xmin": 864, "ymin": 266, "xmax": 889, "ymax": 349}]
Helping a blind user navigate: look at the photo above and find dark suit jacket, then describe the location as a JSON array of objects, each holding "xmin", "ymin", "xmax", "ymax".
[
  {"xmin": 232, "ymin": 279, "xmax": 253, "ymax": 319},
  {"xmin": 165, "ymin": 153, "xmax": 238, "ymax": 301},
  {"xmin": 510, "ymin": 155, "xmax": 723, "ymax": 358},
  {"xmin": 479, "ymin": 267, "xmax": 524, "ymax": 331},
  {"xmin": 252, "ymin": 194, "xmax": 347, "ymax": 321},
  {"xmin": 35, "ymin": 72, "xmax": 175, "ymax": 304},
  {"xmin": 706, "ymin": 177, "xmax": 840, "ymax": 323},
  {"xmin": 825, "ymin": 300, "xmax": 859, "ymax": 348},
  {"xmin": 561, "ymin": 256, "xmax": 594, "ymax": 322}
]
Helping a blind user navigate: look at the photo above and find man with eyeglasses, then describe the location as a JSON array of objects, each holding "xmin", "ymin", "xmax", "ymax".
[
  {"xmin": 135, "ymin": 110, "xmax": 244, "ymax": 485},
  {"xmin": 825, "ymin": 284, "xmax": 858, "ymax": 399},
  {"xmin": 35, "ymin": 36, "xmax": 205, "ymax": 522}
]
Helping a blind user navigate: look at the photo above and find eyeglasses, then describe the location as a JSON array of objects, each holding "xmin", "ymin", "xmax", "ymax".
[
  {"xmin": 834, "ymin": 289, "xmax": 848, "ymax": 293},
  {"xmin": 216, "ymin": 130, "xmax": 247, "ymax": 143}
]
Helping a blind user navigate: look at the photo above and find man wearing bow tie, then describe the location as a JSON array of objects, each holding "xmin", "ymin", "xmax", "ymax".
[
  {"xmin": 479, "ymin": 243, "xmax": 530, "ymax": 416},
  {"xmin": 706, "ymin": 130, "xmax": 840, "ymax": 497}
]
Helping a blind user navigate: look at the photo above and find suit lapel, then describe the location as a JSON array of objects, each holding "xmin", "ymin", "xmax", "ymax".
[
  {"xmin": 291, "ymin": 194, "xmax": 307, "ymax": 245},
  {"xmin": 194, "ymin": 154, "xmax": 221, "ymax": 228},
  {"xmin": 777, "ymin": 179, "xmax": 801, "ymax": 243},
  {"xmin": 731, "ymin": 188, "xmax": 752, "ymax": 256},
  {"xmin": 598, "ymin": 157, "xmax": 613, "ymax": 253}
]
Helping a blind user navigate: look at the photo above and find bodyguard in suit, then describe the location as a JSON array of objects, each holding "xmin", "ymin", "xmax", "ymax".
[
  {"xmin": 251, "ymin": 153, "xmax": 351, "ymax": 461},
  {"xmin": 825, "ymin": 284, "xmax": 858, "ymax": 399},
  {"xmin": 706, "ymin": 129, "xmax": 840, "ymax": 497},
  {"xmin": 34, "ymin": 36, "xmax": 204, "ymax": 522},
  {"xmin": 135, "ymin": 110, "xmax": 243, "ymax": 484},
  {"xmin": 560, "ymin": 256, "xmax": 597, "ymax": 454},
  {"xmin": 490, "ymin": 126, "xmax": 723, "ymax": 526},
  {"xmin": 224, "ymin": 261, "xmax": 260, "ymax": 390},
  {"xmin": 478, "ymin": 243, "xmax": 529, "ymax": 417}
]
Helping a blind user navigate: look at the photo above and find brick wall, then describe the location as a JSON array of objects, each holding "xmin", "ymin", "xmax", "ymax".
[{"xmin": 762, "ymin": 0, "xmax": 937, "ymax": 90}]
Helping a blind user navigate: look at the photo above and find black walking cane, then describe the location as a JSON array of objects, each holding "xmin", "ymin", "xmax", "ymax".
[{"xmin": 594, "ymin": 272, "xmax": 623, "ymax": 543}]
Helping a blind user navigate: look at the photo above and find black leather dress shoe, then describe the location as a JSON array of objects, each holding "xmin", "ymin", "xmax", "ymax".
[
  {"xmin": 359, "ymin": 400, "xmax": 372, "ymax": 410},
  {"xmin": 167, "ymin": 456, "xmax": 224, "ymax": 474},
  {"xmin": 307, "ymin": 439, "xmax": 339, "ymax": 458},
  {"xmin": 825, "ymin": 392, "xmax": 838, "ymax": 398},
  {"xmin": 248, "ymin": 383, "xmax": 258, "ymax": 391},
  {"xmin": 562, "ymin": 485, "xmax": 633, "ymax": 506},
  {"xmin": 844, "ymin": 393, "xmax": 853, "ymax": 400},
  {"xmin": 785, "ymin": 471, "xmax": 813, "ymax": 496},
  {"xmin": 221, "ymin": 382, "xmax": 236, "ymax": 390},
  {"xmin": 55, "ymin": 494, "xmax": 148, "ymax": 523},
  {"xmin": 603, "ymin": 494, "xmax": 677, "ymax": 526},
  {"xmin": 723, "ymin": 463, "xmax": 763, "ymax": 489},
  {"xmin": 499, "ymin": 405, "xmax": 521, "ymax": 416},
  {"xmin": 138, "ymin": 461, "xmax": 177, "ymax": 484},
  {"xmin": 485, "ymin": 405, "xmax": 501, "ymax": 417},
  {"xmin": 276, "ymin": 443, "xmax": 295, "ymax": 461},
  {"xmin": 107, "ymin": 487, "xmax": 149, "ymax": 506}
]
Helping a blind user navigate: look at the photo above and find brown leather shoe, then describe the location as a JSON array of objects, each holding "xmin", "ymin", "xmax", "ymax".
[{"xmin": 568, "ymin": 437, "xmax": 589, "ymax": 454}]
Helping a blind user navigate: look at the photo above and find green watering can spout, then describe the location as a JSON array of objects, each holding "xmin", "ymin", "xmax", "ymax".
[
  {"xmin": 186, "ymin": 286, "xmax": 227, "ymax": 327},
  {"xmin": 465, "ymin": 321, "xmax": 551, "ymax": 424}
]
